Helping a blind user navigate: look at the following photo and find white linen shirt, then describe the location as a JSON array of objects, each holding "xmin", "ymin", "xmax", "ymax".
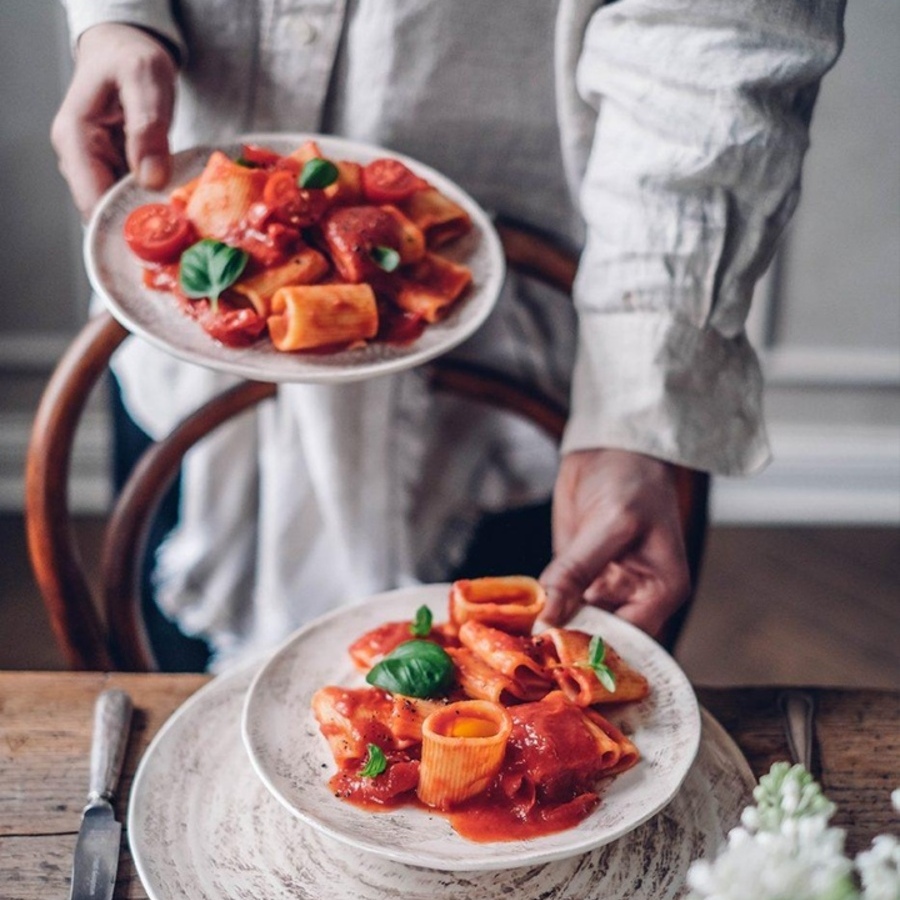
[{"xmin": 62, "ymin": 0, "xmax": 845, "ymax": 669}]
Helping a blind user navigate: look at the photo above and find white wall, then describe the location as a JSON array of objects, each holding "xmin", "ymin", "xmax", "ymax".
[{"xmin": 1, "ymin": 3, "xmax": 898, "ymax": 522}]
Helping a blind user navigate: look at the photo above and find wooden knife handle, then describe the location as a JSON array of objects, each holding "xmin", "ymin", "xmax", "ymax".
[{"xmin": 88, "ymin": 689, "xmax": 133, "ymax": 803}]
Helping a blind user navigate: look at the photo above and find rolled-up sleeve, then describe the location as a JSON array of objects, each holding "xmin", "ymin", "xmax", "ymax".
[
  {"xmin": 562, "ymin": 0, "xmax": 846, "ymax": 475},
  {"xmin": 60, "ymin": 1, "xmax": 187, "ymax": 62}
]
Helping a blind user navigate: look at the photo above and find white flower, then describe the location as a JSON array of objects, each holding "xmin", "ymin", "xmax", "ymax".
[
  {"xmin": 686, "ymin": 817, "xmax": 857, "ymax": 900},
  {"xmin": 857, "ymin": 834, "xmax": 900, "ymax": 900},
  {"xmin": 687, "ymin": 764, "xmax": 900, "ymax": 900}
]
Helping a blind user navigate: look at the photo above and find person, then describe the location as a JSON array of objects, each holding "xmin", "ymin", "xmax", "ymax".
[{"xmin": 51, "ymin": 0, "xmax": 845, "ymax": 671}]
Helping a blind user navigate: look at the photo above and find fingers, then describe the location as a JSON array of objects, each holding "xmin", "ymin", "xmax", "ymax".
[
  {"xmin": 119, "ymin": 56, "xmax": 175, "ymax": 190},
  {"xmin": 51, "ymin": 77, "xmax": 123, "ymax": 219},
  {"xmin": 50, "ymin": 24, "xmax": 177, "ymax": 220},
  {"xmin": 540, "ymin": 514, "xmax": 635, "ymax": 625}
]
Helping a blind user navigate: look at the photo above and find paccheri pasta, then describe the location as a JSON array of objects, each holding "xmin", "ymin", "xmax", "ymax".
[
  {"xmin": 122, "ymin": 140, "xmax": 474, "ymax": 351},
  {"xmin": 311, "ymin": 576, "xmax": 649, "ymax": 842}
]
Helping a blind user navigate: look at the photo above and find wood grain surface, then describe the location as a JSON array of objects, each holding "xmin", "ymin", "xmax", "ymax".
[{"xmin": 1, "ymin": 672, "xmax": 896, "ymax": 899}]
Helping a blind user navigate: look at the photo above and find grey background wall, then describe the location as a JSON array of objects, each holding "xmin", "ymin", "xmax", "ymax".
[{"xmin": 1, "ymin": 2, "xmax": 897, "ymax": 522}]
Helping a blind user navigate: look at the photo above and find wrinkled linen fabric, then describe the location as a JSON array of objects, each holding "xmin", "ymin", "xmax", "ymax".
[{"xmin": 61, "ymin": 0, "xmax": 844, "ymax": 670}]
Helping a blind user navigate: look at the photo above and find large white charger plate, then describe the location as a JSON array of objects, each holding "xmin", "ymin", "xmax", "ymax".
[
  {"xmin": 85, "ymin": 133, "xmax": 505, "ymax": 384},
  {"xmin": 241, "ymin": 585, "xmax": 703, "ymax": 872},
  {"xmin": 128, "ymin": 658, "xmax": 754, "ymax": 899}
]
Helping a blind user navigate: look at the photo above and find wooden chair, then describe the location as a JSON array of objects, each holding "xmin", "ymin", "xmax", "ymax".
[{"xmin": 25, "ymin": 222, "xmax": 709, "ymax": 672}]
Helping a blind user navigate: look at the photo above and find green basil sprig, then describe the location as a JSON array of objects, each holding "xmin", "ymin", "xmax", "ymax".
[
  {"xmin": 578, "ymin": 634, "xmax": 617, "ymax": 693},
  {"xmin": 359, "ymin": 743, "xmax": 387, "ymax": 778},
  {"xmin": 409, "ymin": 605, "xmax": 433, "ymax": 638},
  {"xmin": 299, "ymin": 157, "xmax": 339, "ymax": 189},
  {"xmin": 366, "ymin": 640, "xmax": 454, "ymax": 699},
  {"xmin": 369, "ymin": 245, "xmax": 400, "ymax": 273},
  {"xmin": 179, "ymin": 239, "xmax": 249, "ymax": 313}
]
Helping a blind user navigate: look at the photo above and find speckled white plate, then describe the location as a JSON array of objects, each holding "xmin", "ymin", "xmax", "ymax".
[
  {"xmin": 85, "ymin": 133, "xmax": 505, "ymax": 384},
  {"xmin": 129, "ymin": 660, "xmax": 753, "ymax": 899},
  {"xmin": 241, "ymin": 584, "xmax": 704, "ymax": 871}
]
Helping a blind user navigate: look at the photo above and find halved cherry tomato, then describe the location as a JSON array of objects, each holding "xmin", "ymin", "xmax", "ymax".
[
  {"xmin": 262, "ymin": 170, "xmax": 328, "ymax": 227},
  {"xmin": 239, "ymin": 144, "xmax": 284, "ymax": 168},
  {"xmin": 123, "ymin": 203, "xmax": 195, "ymax": 263},
  {"xmin": 361, "ymin": 158, "xmax": 428, "ymax": 203}
]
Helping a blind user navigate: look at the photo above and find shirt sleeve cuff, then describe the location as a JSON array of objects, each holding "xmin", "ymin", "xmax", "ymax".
[
  {"xmin": 561, "ymin": 310, "xmax": 772, "ymax": 477},
  {"xmin": 62, "ymin": 1, "xmax": 187, "ymax": 64}
]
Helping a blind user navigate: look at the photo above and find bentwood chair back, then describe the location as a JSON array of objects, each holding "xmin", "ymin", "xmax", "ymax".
[{"xmin": 25, "ymin": 221, "xmax": 709, "ymax": 671}]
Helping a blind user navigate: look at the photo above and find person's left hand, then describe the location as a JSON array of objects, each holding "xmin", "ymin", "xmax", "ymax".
[{"xmin": 539, "ymin": 447, "xmax": 691, "ymax": 640}]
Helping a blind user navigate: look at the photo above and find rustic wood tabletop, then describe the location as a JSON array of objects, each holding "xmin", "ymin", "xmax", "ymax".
[{"xmin": 1, "ymin": 672, "xmax": 896, "ymax": 899}]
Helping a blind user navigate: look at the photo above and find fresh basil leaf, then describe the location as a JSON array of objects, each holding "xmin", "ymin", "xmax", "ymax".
[
  {"xmin": 366, "ymin": 640, "xmax": 454, "ymax": 699},
  {"xmin": 179, "ymin": 239, "xmax": 249, "ymax": 313},
  {"xmin": 410, "ymin": 605, "xmax": 433, "ymax": 638},
  {"xmin": 594, "ymin": 662, "xmax": 617, "ymax": 694},
  {"xmin": 299, "ymin": 157, "xmax": 339, "ymax": 189},
  {"xmin": 588, "ymin": 634, "xmax": 606, "ymax": 668},
  {"xmin": 578, "ymin": 634, "xmax": 617, "ymax": 692},
  {"xmin": 359, "ymin": 743, "xmax": 387, "ymax": 778},
  {"xmin": 370, "ymin": 245, "xmax": 400, "ymax": 273}
]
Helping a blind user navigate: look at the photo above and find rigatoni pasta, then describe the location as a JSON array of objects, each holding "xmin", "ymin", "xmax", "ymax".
[
  {"xmin": 310, "ymin": 577, "xmax": 650, "ymax": 843},
  {"xmin": 121, "ymin": 139, "xmax": 475, "ymax": 352}
]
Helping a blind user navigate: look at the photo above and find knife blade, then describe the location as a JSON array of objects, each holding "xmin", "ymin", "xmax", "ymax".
[{"xmin": 69, "ymin": 689, "xmax": 133, "ymax": 900}]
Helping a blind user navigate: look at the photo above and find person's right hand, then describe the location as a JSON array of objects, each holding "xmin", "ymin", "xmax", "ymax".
[{"xmin": 51, "ymin": 23, "xmax": 178, "ymax": 220}]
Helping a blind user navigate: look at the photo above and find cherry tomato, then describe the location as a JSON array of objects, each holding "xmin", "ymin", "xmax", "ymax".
[
  {"xmin": 361, "ymin": 158, "xmax": 428, "ymax": 203},
  {"xmin": 123, "ymin": 203, "xmax": 195, "ymax": 263},
  {"xmin": 239, "ymin": 143, "xmax": 284, "ymax": 168},
  {"xmin": 262, "ymin": 170, "xmax": 328, "ymax": 227},
  {"xmin": 199, "ymin": 305, "xmax": 267, "ymax": 347}
]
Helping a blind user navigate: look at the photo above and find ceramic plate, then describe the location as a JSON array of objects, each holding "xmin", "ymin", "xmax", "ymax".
[
  {"xmin": 85, "ymin": 133, "xmax": 505, "ymax": 384},
  {"xmin": 129, "ymin": 663, "xmax": 753, "ymax": 900},
  {"xmin": 241, "ymin": 585, "xmax": 703, "ymax": 871}
]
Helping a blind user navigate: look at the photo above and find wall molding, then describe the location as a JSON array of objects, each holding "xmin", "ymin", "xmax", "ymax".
[
  {"xmin": 0, "ymin": 411, "xmax": 110, "ymax": 514},
  {"xmin": 761, "ymin": 345, "xmax": 900, "ymax": 388},
  {"xmin": 1, "ymin": 411, "xmax": 897, "ymax": 524},
  {"xmin": 712, "ymin": 423, "xmax": 900, "ymax": 524}
]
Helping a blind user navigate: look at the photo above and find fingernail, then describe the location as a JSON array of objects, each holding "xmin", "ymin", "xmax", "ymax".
[{"xmin": 138, "ymin": 155, "xmax": 168, "ymax": 189}]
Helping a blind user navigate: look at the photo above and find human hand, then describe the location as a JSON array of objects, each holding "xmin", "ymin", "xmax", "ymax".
[
  {"xmin": 51, "ymin": 23, "xmax": 177, "ymax": 220},
  {"xmin": 540, "ymin": 448, "xmax": 691, "ymax": 640}
]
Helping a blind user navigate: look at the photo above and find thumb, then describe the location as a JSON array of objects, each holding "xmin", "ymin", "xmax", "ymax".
[
  {"xmin": 539, "ymin": 523, "xmax": 633, "ymax": 625},
  {"xmin": 119, "ymin": 58, "xmax": 175, "ymax": 189}
]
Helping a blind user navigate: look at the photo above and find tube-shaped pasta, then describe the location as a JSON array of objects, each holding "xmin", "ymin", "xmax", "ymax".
[
  {"xmin": 398, "ymin": 186, "xmax": 472, "ymax": 247},
  {"xmin": 232, "ymin": 248, "xmax": 329, "ymax": 316},
  {"xmin": 394, "ymin": 252, "xmax": 471, "ymax": 322},
  {"xmin": 457, "ymin": 620, "xmax": 551, "ymax": 699},
  {"xmin": 450, "ymin": 575, "xmax": 546, "ymax": 634},
  {"xmin": 583, "ymin": 707, "xmax": 640, "ymax": 775},
  {"xmin": 538, "ymin": 628, "xmax": 650, "ymax": 706},
  {"xmin": 418, "ymin": 700, "xmax": 511, "ymax": 809},
  {"xmin": 185, "ymin": 151, "xmax": 266, "ymax": 238},
  {"xmin": 447, "ymin": 647, "xmax": 546, "ymax": 705},
  {"xmin": 268, "ymin": 283, "xmax": 378, "ymax": 351}
]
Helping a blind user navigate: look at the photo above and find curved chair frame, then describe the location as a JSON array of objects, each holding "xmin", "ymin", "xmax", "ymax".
[{"xmin": 25, "ymin": 222, "xmax": 708, "ymax": 671}]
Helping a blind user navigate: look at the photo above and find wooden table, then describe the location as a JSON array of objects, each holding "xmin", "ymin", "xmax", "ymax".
[{"xmin": 1, "ymin": 672, "xmax": 897, "ymax": 899}]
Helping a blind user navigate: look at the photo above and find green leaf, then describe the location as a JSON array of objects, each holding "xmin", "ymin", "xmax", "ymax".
[
  {"xmin": 179, "ymin": 239, "xmax": 249, "ymax": 313},
  {"xmin": 299, "ymin": 157, "xmax": 339, "ymax": 189},
  {"xmin": 409, "ymin": 605, "xmax": 433, "ymax": 638},
  {"xmin": 587, "ymin": 634, "xmax": 606, "ymax": 668},
  {"xmin": 235, "ymin": 156, "xmax": 258, "ymax": 168},
  {"xmin": 577, "ymin": 634, "xmax": 617, "ymax": 693},
  {"xmin": 370, "ymin": 245, "xmax": 401, "ymax": 273},
  {"xmin": 359, "ymin": 743, "xmax": 387, "ymax": 778},
  {"xmin": 593, "ymin": 662, "xmax": 617, "ymax": 693},
  {"xmin": 366, "ymin": 640, "xmax": 454, "ymax": 699}
]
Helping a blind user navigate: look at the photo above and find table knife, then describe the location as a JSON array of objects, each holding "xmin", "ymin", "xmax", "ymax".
[{"xmin": 69, "ymin": 689, "xmax": 133, "ymax": 900}]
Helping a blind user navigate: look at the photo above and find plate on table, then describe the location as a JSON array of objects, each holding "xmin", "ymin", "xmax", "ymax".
[
  {"xmin": 129, "ymin": 661, "xmax": 753, "ymax": 900},
  {"xmin": 241, "ymin": 584, "xmax": 703, "ymax": 872},
  {"xmin": 85, "ymin": 133, "xmax": 505, "ymax": 384}
]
